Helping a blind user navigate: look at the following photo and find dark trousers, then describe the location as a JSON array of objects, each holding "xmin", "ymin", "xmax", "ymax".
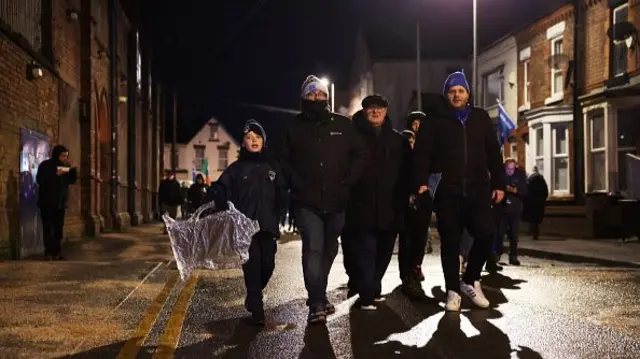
[
  {"xmin": 354, "ymin": 229, "xmax": 396, "ymax": 305},
  {"xmin": 398, "ymin": 209, "xmax": 431, "ymax": 281},
  {"xmin": 341, "ymin": 230, "xmax": 357, "ymax": 291},
  {"xmin": 40, "ymin": 209, "xmax": 66, "ymax": 256},
  {"xmin": 296, "ymin": 207, "xmax": 345, "ymax": 310},
  {"xmin": 242, "ymin": 231, "xmax": 277, "ymax": 312},
  {"xmin": 529, "ymin": 222, "xmax": 540, "ymax": 239},
  {"xmin": 496, "ymin": 211, "xmax": 521, "ymax": 258},
  {"xmin": 435, "ymin": 192, "xmax": 495, "ymax": 293}
]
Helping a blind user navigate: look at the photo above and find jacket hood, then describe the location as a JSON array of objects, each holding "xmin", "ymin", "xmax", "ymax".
[
  {"xmin": 51, "ymin": 145, "xmax": 69, "ymax": 164},
  {"xmin": 352, "ymin": 110, "xmax": 392, "ymax": 135}
]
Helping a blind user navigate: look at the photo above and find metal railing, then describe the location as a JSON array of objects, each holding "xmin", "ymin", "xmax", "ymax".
[{"xmin": 0, "ymin": 0, "xmax": 42, "ymax": 52}]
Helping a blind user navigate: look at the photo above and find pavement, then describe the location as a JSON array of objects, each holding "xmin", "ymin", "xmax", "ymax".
[{"xmin": 1, "ymin": 224, "xmax": 640, "ymax": 358}]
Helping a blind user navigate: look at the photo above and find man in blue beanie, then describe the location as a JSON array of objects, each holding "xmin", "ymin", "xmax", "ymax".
[{"xmin": 412, "ymin": 71, "xmax": 505, "ymax": 312}]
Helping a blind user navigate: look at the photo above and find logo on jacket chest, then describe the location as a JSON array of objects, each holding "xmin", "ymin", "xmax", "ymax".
[
  {"xmin": 268, "ymin": 170, "xmax": 276, "ymax": 181},
  {"xmin": 330, "ymin": 132, "xmax": 342, "ymax": 136}
]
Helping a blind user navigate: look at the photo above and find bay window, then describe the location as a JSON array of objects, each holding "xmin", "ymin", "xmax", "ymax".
[
  {"xmin": 534, "ymin": 127, "xmax": 545, "ymax": 177},
  {"xmin": 528, "ymin": 113, "xmax": 573, "ymax": 196}
]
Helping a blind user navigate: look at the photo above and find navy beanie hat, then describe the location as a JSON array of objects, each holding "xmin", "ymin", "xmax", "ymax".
[
  {"xmin": 243, "ymin": 119, "xmax": 267, "ymax": 144},
  {"xmin": 442, "ymin": 70, "xmax": 471, "ymax": 95}
]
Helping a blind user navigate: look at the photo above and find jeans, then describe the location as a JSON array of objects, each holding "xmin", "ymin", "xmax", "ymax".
[
  {"xmin": 496, "ymin": 211, "xmax": 521, "ymax": 258},
  {"xmin": 242, "ymin": 231, "xmax": 277, "ymax": 312},
  {"xmin": 295, "ymin": 207, "xmax": 345, "ymax": 310},
  {"xmin": 40, "ymin": 209, "xmax": 65, "ymax": 256},
  {"xmin": 459, "ymin": 229, "xmax": 474, "ymax": 261},
  {"xmin": 435, "ymin": 191, "xmax": 495, "ymax": 293},
  {"xmin": 354, "ymin": 229, "xmax": 396, "ymax": 305}
]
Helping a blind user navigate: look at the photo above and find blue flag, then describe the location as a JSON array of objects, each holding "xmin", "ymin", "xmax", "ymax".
[{"xmin": 497, "ymin": 102, "xmax": 516, "ymax": 146}]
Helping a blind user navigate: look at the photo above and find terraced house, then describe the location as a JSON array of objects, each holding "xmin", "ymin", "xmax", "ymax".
[
  {"xmin": 0, "ymin": 0, "xmax": 169, "ymax": 259},
  {"xmin": 512, "ymin": 0, "xmax": 640, "ymax": 237}
]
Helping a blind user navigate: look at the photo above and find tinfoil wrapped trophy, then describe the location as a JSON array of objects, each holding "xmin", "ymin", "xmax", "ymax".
[{"xmin": 163, "ymin": 200, "xmax": 260, "ymax": 280}]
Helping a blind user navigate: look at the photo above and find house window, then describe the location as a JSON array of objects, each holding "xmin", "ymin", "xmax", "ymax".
[
  {"xmin": 588, "ymin": 110, "xmax": 607, "ymax": 192},
  {"xmin": 194, "ymin": 146, "xmax": 205, "ymax": 170},
  {"xmin": 482, "ymin": 67, "xmax": 504, "ymax": 108},
  {"xmin": 209, "ymin": 123, "xmax": 219, "ymax": 141},
  {"xmin": 218, "ymin": 148, "xmax": 229, "ymax": 170},
  {"xmin": 523, "ymin": 60, "xmax": 530, "ymax": 105},
  {"xmin": 552, "ymin": 124, "xmax": 570, "ymax": 192},
  {"xmin": 612, "ymin": 3, "xmax": 629, "ymax": 77},
  {"xmin": 534, "ymin": 127, "xmax": 545, "ymax": 177},
  {"xmin": 551, "ymin": 37, "xmax": 564, "ymax": 95},
  {"xmin": 617, "ymin": 107, "xmax": 637, "ymax": 191}
]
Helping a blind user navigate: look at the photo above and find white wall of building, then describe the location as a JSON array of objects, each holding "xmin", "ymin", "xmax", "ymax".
[
  {"xmin": 164, "ymin": 118, "xmax": 240, "ymax": 184},
  {"xmin": 476, "ymin": 36, "xmax": 518, "ymax": 123}
]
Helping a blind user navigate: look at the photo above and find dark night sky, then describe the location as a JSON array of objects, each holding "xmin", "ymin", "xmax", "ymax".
[{"xmin": 149, "ymin": 0, "xmax": 567, "ymax": 142}]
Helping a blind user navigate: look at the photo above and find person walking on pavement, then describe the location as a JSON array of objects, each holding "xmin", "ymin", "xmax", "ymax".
[
  {"xmin": 523, "ymin": 166, "xmax": 549, "ymax": 240},
  {"xmin": 412, "ymin": 71, "xmax": 505, "ymax": 311},
  {"xmin": 490, "ymin": 159, "xmax": 528, "ymax": 268},
  {"xmin": 36, "ymin": 145, "xmax": 78, "ymax": 261},
  {"xmin": 344, "ymin": 95, "xmax": 411, "ymax": 310},
  {"xmin": 277, "ymin": 75, "xmax": 369, "ymax": 324},
  {"xmin": 158, "ymin": 171, "xmax": 182, "ymax": 233},
  {"xmin": 214, "ymin": 119, "xmax": 286, "ymax": 325},
  {"xmin": 187, "ymin": 174, "xmax": 207, "ymax": 216}
]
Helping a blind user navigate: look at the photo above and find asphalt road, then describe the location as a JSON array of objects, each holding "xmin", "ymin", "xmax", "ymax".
[{"xmin": 70, "ymin": 236, "xmax": 640, "ymax": 359}]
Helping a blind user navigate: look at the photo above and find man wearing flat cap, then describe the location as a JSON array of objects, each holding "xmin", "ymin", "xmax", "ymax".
[
  {"xmin": 277, "ymin": 75, "xmax": 369, "ymax": 324},
  {"xmin": 342, "ymin": 94, "xmax": 411, "ymax": 310}
]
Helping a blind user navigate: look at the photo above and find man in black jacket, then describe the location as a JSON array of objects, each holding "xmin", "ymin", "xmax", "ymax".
[
  {"xmin": 278, "ymin": 75, "xmax": 369, "ymax": 324},
  {"xmin": 36, "ymin": 145, "xmax": 78, "ymax": 260},
  {"xmin": 493, "ymin": 159, "xmax": 528, "ymax": 266},
  {"xmin": 344, "ymin": 95, "xmax": 411, "ymax": 310},
  {"xmin": 413, "ymin": 71, "xmax": 504, "ymax": 311}
]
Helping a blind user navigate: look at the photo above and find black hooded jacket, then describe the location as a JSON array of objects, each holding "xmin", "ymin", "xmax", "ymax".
[
  {"xmin": 277, "ymin": 110, "xmax": 369, "ymax": 213},
  {"xmin": 345, "ymin": 111, "xmax": 411, "ymax": 231},
  {"xmin": 36, "ymin": 145, "xmax": 77, "ymax": 210},
  {"xmin": 187, "ymin": 174, "xmax": 207, "ymax": 210},
  {"xmin": 215, "ymin": 149, "xmax": 287, "ymax": 238},
  {"xmin": 412, "ymin": 98, "xmax": 505, "ymax": 197}
]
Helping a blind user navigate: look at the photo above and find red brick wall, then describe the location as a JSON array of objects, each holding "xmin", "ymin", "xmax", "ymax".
[
  {"xmin": 0, "ymin": 34, "xmax": 59, "ymax": 257},
  {"xmin": 584, "ymin": 0, "xmax": 609, "ymax": 92}
]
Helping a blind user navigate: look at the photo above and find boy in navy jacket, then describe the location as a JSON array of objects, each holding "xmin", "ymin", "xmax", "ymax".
[{"xmin": 215, "ymin": 120, "xmax": 286, "ymax": 325}]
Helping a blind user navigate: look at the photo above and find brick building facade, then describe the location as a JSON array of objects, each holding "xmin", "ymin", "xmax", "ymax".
[
  {"xmin": 512, "ymin": 0, "xmax": 640, "ymax": 237},
  {"xmin": 0, "ymin": 0, "xmax": 167, "ymax": 258}
]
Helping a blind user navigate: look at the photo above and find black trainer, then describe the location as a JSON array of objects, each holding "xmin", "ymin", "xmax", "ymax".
[{"xmin": 308, "ymin": 309, "xmax": 327, "ymax": 325}]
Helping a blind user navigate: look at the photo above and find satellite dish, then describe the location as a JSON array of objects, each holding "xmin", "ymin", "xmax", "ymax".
[
  {"xmin": 607, "ymin": 21, "xmax": 637, "ymax": 41},
  {"xmin": 547, "ymin": 53, "xmax": 570, "ymax": 69}
]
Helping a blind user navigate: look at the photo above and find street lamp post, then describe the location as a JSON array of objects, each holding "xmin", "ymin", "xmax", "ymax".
[{"xmin": 472, "ymin": 0, "xmax": 478, "ymax": 106}]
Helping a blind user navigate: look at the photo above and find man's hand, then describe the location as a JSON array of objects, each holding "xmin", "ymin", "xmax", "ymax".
[
  {"xmin": 417, "ymin": 185, "xmax": 429, "ymax": 195},
  {"xmin": 492, "ymin": 190, "xmax": 504, "ymax": 204},
  {"xmin": 56, "ymin": 168, "xmax": 64, "ymax": 176},
  {"xmin": 506, "ymin": 185, "xmax": 517, "ymax": 194}
]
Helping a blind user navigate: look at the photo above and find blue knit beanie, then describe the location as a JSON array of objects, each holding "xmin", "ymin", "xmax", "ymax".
[
  {"xmin": 243, "ymin": 119, "xmax": 267, "ymax": 144},
  {"xmin": 442, "ymin": 71, "xmax": 471, "ymax": 95}
]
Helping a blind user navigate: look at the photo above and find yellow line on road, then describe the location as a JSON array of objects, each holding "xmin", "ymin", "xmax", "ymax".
[
  {"xmin": 116, "ymin": 271, "xmax": 179, "ymax": 359},
  {"xmin": 153, "ymin": 273, "xmax": 199, "ymax": 359}
]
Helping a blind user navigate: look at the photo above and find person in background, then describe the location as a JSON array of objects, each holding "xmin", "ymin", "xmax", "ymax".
[
  {"xmin": 412, "ymin": 71, "xmax": 504, "ymax": 311},
  {"xmin": 489, "ymin": 158, "xmax": 528, "ymax": 267},
  {"xmin": 215, "ymin": 119, "xmax": 286, "ymax": 325},
  {"xmin": 180, "ymin": 182, "xmax": 190, "ymax": 218},
  {"xmin": 523, "ymin": 166, "xmax": 549, "ymax": 240},
  {"xmin": 158, "ymin": 171, "xmax": 182, "ymax": 233},
  {"xmin": 277, "ymin": 75, "xmax": 369, "ymax": 324},
  {"xmin": 344, "ymin": 95, "xmax": 410, "ymax": 310},
  {"xmin": 36, "ymin": 145, "xmax": 78, "ymax": 261},
  {"xmin": 187, "ymin": 174, "xmax": 207, "ymax": 216}
]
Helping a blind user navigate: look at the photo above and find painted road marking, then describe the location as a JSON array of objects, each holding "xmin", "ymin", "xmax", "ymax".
[
  {"xmin": 153, "ymin": 273, "xmax": 199, "ymax": 359},
  {"xmin": 115, "ymin": 272, "xmax": 179, "ymax": 359}
]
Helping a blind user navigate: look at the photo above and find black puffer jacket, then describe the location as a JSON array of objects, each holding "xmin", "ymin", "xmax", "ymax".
[
  {"xmin": 36, "ymin": 145, "xmax": 77, "ymax": 210},
  {"xmin": 412, "ymin": 98, "xmax": 505, "ymax": 197},
  {"xmin": 345, "ymin": 111, "xmax": 411, "ymax": 231},
  {"xmin": 277, "ymin": 112, "xmax": 369, "ymax": 213},
  {"xmin": 216, "ymin": 150, "xmax": 287, "ymax": 238}
]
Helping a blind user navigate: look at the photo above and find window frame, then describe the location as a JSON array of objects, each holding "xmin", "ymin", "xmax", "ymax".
[
  {"xmin": 482, "ymin": 65, "xmax": 504, "ymax": 108},
  {"xmin": 551, "ymin": 124, "xmax": 570, "ymax": 193},
  {"xmin": 611, "ymin": 3, "xmax": 629, "ymax": 78},
  {"xmin": 551, "ymin": 36, "xmax": 564, "ymax": 96},
  {"xmin": 585, "ymin": 108, "xmax": 608, "ymax": 192},
  {"xmin": 523, "ymin": 59, "xmax": 530, "ymax": 106},
  {"xmin": 217, "ymin": 147, "xmax": 229, "ymax": 171},
  {"xmin": 193, "ymin": 145, "xmax": 205, "ymax": 170}
]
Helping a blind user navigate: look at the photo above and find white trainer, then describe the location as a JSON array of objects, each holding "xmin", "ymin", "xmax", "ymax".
[
  {"xmin": 360, "ymin": 305, "xmax": 377, "ymax": 311},
  {"xmin": 445, "ymin": 290, "xmax": 461, "ymax": 312},
  {"xmin": 460, "ymin": 280, "xmax": 490, "ymax": 309}
]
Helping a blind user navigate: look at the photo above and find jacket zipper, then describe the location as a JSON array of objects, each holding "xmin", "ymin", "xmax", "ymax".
[{"xmin": 462, "ymin": 122, "xmax": 468, "ymax": 196}]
